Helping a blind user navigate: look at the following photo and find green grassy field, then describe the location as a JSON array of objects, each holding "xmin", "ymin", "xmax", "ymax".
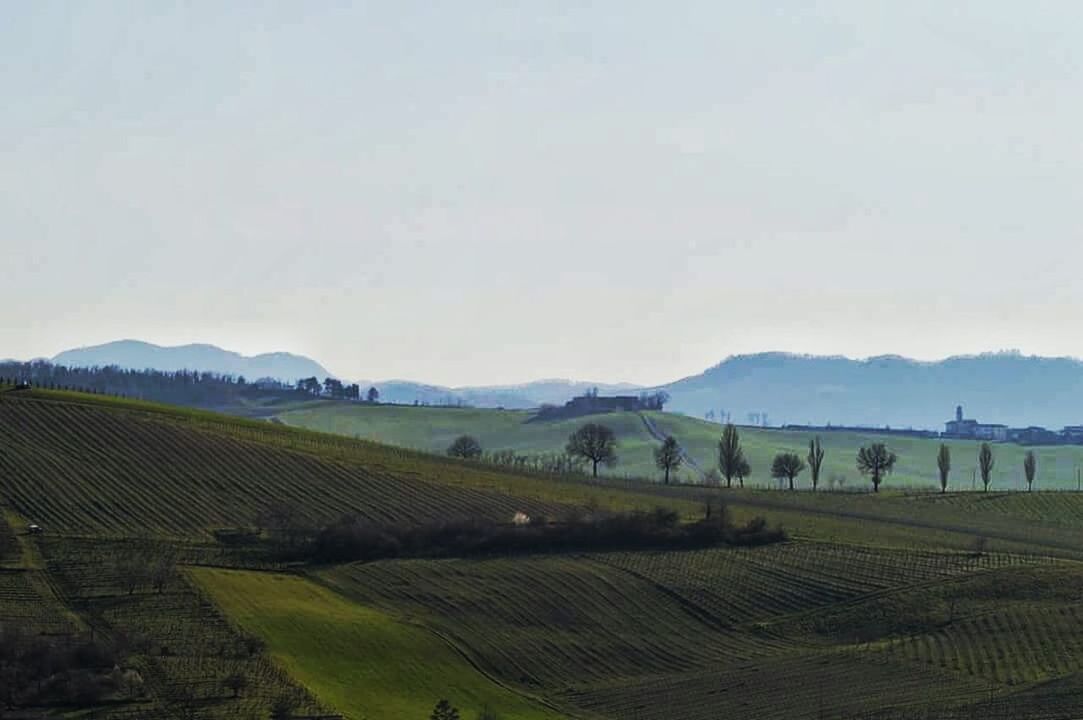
[
  {"xmin": 277, "ymin": 403, "xmax": 677, "ymax": 481},
  {"xmin": 193, "ymin": 568, "xmax": 564, "ymax": 720},
  {"xmin": 279, "ymin": 401, "xmax": 1083, "ymax": 490},
  {"xmin": 9, "ymin": 389, "xmax": 1083, "ymax": 718}
]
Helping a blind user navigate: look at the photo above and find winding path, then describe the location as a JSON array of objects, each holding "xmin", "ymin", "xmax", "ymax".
[{"xmin": 637, "ymin": 412, "xmax": 708, "ymax": 481}]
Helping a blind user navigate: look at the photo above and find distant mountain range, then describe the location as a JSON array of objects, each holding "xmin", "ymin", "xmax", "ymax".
[
  {"xmin": 46, "ymin": 340, "xmax": 637, "ymax": 409},
  {"xmin": 655, "ymin": 351, "xmax": 1083, "ymax": 430},
  {"xmin": 43, "ymin": 341, "xmax": 1083, "ymax": 429},
  {"xmin": 52, "ymin": 340, "xmax": 330, "ymax": 383}
]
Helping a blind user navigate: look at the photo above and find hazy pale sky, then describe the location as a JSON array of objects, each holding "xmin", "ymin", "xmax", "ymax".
[{"xmin": 3, "ymin": 2, "xmax": 1083, "ymax": 386}]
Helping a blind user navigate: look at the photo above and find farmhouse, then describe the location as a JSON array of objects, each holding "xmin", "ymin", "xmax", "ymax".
[{"xmin": 533, "ymin": 391, "xmax": 667, "ymax": 421}]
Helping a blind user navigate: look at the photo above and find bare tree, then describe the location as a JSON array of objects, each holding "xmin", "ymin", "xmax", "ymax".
[
  {"xmin": 446, "ymin": 435, "xmax": 483, "ymax": 459},
  {"xmin": 771, "ymin": 452, "xmax": 805, "ymax": 491},
  {"xmin": 718, "ymin": 424, "xmax": 746, "ymax": 489},
  {"xmin": 654, "ymin": 436, "xmax": 683, "ymax": 485},
  {"xmin": 566, "ymin": 423, "xmax": 618, "ymax": 478},
  {"xmin": 857, "ymin": 443, "xmax": 897, "ymax": 493},
  {"xmin": 937, "ymin": 444, "xmax": 951, "ymax": 494},
  {"xmin": 1024, "ymin": 450, "xmax": 1037, "ymax": 492},
  {"xmin": 807, "ymin": 436, "xmax": 825, "ymax": 491},
  {"xmin": 978, "ymin": 443, "xmax": 995, "ymax": 492}
]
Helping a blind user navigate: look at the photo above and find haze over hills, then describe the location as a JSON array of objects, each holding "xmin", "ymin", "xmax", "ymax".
[
  {"xmin": 658, "ymin": 351, "xmax": 1083, "ymax": 430},
  {"xmin": 42, "ymin": 341, "xmax": 1083, "ymax": 429},
  {"xmin": 52, "ymin": 340, "xmax": 331, "ymax": 382},
  {"xmin": 43, "ymin": 340, "xmax": 640, "ymax": 409}
]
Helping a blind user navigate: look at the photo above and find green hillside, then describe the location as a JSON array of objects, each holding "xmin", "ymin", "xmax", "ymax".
[
  {"xmin": 8, "ymin": 388, "xmax": 1083, "ymax": 718},
  {"xmin": 279, "ymin": 401, "xmax": 1083, "ymax": 490},
  {"xmin": 193, "ymin": 569, "xmax": 564, "ymax": 720}
]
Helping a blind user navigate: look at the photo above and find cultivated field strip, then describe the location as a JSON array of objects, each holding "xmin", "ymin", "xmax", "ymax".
[
  {"xmin": 558, "ymin": 648, "xmax": 992, "ymax": 720},
  {"xmin": 0, "ymin": 569, "xmax": 79, "ymax": 634},
  {"xmin": 0, "ymin": 396, "xmax": 571, "ymax": 536},
  {"xmin": 911, "ymin": 492, "xmax": 1083, "ymax": 529},
  {"xmin": 0, "ymin": 515, "xmax": 18, "ymax": 566},
  {"xmin": 319, "ymin": 555, "xmax": 787, "ymax": 692},
  {"xmin": 593, "ymin": 543, "xmax": 1030, "ymax": 628},
  {"xmin": 38, "ymin": 537, "xmax": 325, "ymax": 720},
  {"xmin": 893, "ymin": 601, "xmax": 1083, "ymax": 685}
]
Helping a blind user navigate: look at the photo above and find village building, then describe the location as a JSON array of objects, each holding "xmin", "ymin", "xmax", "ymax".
[{"xmin": 944, "ymin": 405, "xmax": 1008, "ymax": 442}]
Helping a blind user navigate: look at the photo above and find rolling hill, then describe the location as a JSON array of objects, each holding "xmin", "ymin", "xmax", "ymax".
[
  {"xmin": 276, "ymin": 402, "xmax": 1083, "ymax": 491},
  {"xmin": 8, "ymin": 385, "xmax": 1083, "ymax": 718}
]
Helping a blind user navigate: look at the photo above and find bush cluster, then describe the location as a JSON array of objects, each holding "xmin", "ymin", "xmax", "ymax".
[
  {"xmin": 0, "ymin": 628, "xmax": 140, "ymax": 708},
  {"xmin": 309, "ymin": 507, "xmax": 784, "ymax": 563}
]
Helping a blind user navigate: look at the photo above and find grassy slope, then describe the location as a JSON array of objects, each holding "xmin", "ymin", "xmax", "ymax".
[
  {"xmin": 652, "ymin": 413, "xmax": 1083, "ymax": 491},
  {"xmin": 192, "ymin": 568, "xmax": 565, "ymax": 720},
  {"xmin": 13, "ymin": 388, "xmax": 1083, "ymax": 718},
  {"xmin": 318, "ymin": 547, "xmax": 1047, "ymax": 720},
  {"xmin": 277, "ymin": 404, "xmax": 680, "ymax": 481},
  {"xmin": 279, "ymin": 401, "xmax": 1083, "ymax": 490}
]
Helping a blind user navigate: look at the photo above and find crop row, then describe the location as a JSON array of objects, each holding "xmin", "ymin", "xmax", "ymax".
[
  {"xmin": 559, "ymin": 647, "xmax": 991, "ymax": 720},
  {"xmin": 891, "ymin": 603, "xmax": 1083, "ymax": 685},
  {"xmin": 319, "ymin": 554, "xmax": 789, "ymax": 692},
  {"xmin": 0, "ymin": 569, "xmax": 78, "ymax": 634},
  {"xmin": 0, "ymin": 396, "xmax": 568, "ymax": 537},
  {"xmin": 594, "ymin": 543, "xmax": 1033, "ymax": 627}
]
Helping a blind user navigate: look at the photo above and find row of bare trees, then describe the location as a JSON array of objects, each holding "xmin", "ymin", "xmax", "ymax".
[
  {"xmin": 450, "ymin": 421, "xmax": 1042, "ymax": 493},
  {"xmin": 936, "ymin": 442, "xmax": 1038, "ymax": 492},
  {"xmin": 717, "ymin": 424, "xmax": 899, "ymax": 492}
]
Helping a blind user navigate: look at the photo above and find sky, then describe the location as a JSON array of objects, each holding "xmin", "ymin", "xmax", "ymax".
[{"xmin": 3, "ymin": 2, "xmax": 1083, "ymax": 386}]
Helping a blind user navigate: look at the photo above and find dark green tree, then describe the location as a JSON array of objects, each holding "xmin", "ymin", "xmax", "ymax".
[
  {"xmin": 447, "ymin": 435, "xmax": 483, "ymax": 459},
  {"xmin": 1024, "ymin": 449, "xmax": 1037, "ymax": 492},
  {"xmin": 223, "ymin": 672, "xmax": 248, "ymax": 698},
  {"xmin": 431, "ymin": 699, "xmax": 461, "ymax": 720},
  {"xmin": 857, "ymin": 443, "xmax": 897, "ymax": 493},
  {"xmin": 771, "ymin": 452, "xmax": 806, "ymax": 491},
  {"xmin": 807, "ymin": 436, "xmax": 825, "ymax": 491},
  {"xmin": 654, "ymin": 436, "xmax": 683, "ymax": 485},
  {"xmin": 566, "ymin": 423, "xmax": 618, "ymax": 478},
  {"xmin": 937, "ymin": 444, "xmax": 951, "ymax": 493},
  {"xmin": 735, "ymin": 456, "xmax": 751, "ymax": 488},
  {"xmin": 979, "ymin": 443, "xmax": 995, "ymax": 492},
  {"xmin": 717, "ymin": 424, "xmax": 746, "ymax": 489},
  {"xmin": 367, "ymin": 386, "xmax": 380, "ymax": 403}
]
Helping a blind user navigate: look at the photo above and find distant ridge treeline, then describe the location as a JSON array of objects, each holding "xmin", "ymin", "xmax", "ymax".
[{"xmin": 0, "ymin": 360, "xmax": 309, "ymax": 409}]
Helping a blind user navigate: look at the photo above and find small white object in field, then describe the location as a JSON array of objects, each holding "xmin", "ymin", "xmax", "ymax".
[{"xmin": 512, "ymin": 511, "xmax": 530, "ymax": 525}]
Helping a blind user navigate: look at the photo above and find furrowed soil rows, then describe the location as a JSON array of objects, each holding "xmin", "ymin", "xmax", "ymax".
[
  {"xmin": 0, "ymin": 395, "xmax": 574, "ymax": 536},
  {"xmin": 318, "ymin": 555, "xmax": 786, "ymax": 693},
  {"xmin": 558, "ymin": 650, "xmax": 992, "ymax": 720},
  {"xmin": 594, "ymin": 543, "xmax": 1035, "ymax": 627}
]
